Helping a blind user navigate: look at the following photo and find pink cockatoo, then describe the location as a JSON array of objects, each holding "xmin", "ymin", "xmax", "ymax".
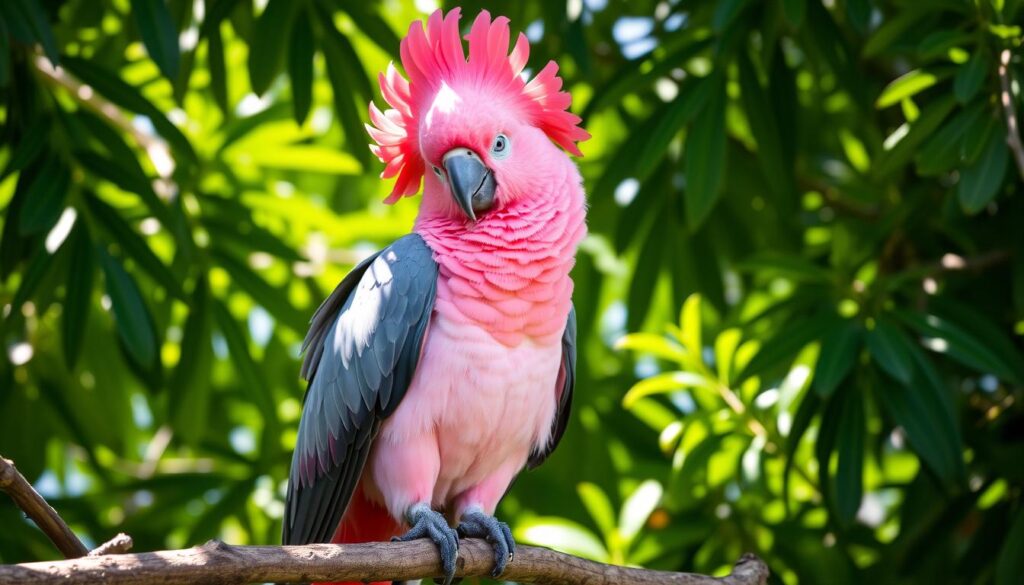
[{"xmin": 283, "ymin": 8, "xmax": 589, "ymax": 585}]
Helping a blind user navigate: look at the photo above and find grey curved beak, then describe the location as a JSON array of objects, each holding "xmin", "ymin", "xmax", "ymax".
[{"xmin": 443, "ymin": 149, "xmax": 496, "ymax": 221}]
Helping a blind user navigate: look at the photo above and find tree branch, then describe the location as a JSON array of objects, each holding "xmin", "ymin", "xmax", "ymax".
[
  {"xmin": 998, "ymin": 49, "xmax": 1024, "ymax": 180},
  {"xmin": 0, "ymin": 539, "xmax": 769, "ymax": 585},
  {"xmin": 0, "ymin": 457, "xmax": 89, "ymax": 559}
]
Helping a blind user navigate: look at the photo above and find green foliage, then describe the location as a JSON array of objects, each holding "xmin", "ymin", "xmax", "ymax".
[{"xmin": 1, "ymin": 1, "xmax": 1023, "ymax": 584}]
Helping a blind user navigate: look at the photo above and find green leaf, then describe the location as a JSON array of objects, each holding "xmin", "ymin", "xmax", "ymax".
[
  {"xmin": 783, "ymin": 390, "xmax": 820, "ymax": 512},
  {"xmin": 958, "ymin": 129, "xmax": 1008, "ymax": 214},
  {"xmin": 683, "ymin": 76, "xmax": 726, "ymax": 231},
  {"xmin": 739, "ymin": 314, "xmax": 835, "ymax": 381},
  {"xmin": 782, "ymin": 0, "xmax": 806, "ymax": 27},
  {"xmin": 873, "ymin": 366, "xmax": 960, "ymax": 485},
  {"xmin": 626, "ymin": 211, "xmax": 665, "ymax": 333},
  {"xmin": 515, "ymin": 517, "xmax": 608, "ymax": 561},
  {"xmin": 634, "ymin": 77, "xmax": 713, "ymax": 181},
  {"xmin": 288, "ymin": 7, "xmax": 315, "ymax": 126},
  {"xmin": 211, "ymin": 300, "xmax": 275, "ymax": 420},
  {"xmin": 210, "ymin": 247, "xmax": 308, "ymax": 333},
  {"xmin": 899, "ymin": 310, "xmax": 1020, "ymax": 383},
  {"xmin": 954, "ymin": 50, "xmax": 989, "ymax": 103},
  {"xmin": 75, "ymin": 149, "xmax": 171, "ymax": 227},
  {"xmin": 320, "ymin": 9, "xmax": 371, "ymax": 168},
  {"xmin": 712, "ymin": 0, "xmax": 748, "ymax": 31},
  {"xmin": 248, "ymin": 0, "xmax": 300, "ymax": 96},
  {"xmin": 98, "ymin": 247, "xmax": 157, "ymax": 369},
  {"xmin": 814, "ymin": 321, "xmax": 861, "ymax": 397},
  {"xmin": 623, "ymin": 372, "xmax": 714, "ymax": 408},
  {"xmin": 10, "ymin": 246, "xmax": 56, "ymax": 310},
  {"xmin": 18, "ymin": 155, "xmax": 69, "ymax": 235},
  {"xmin": 619, "ymin": 480, "xmax": 663, "ymax": 544},
  {"xmin": 0, "ymin": 0, "xmax": 59, "ymax": 65},
  {"xmin": 62, "ymin": 56, "xmax": 197, "ymax": 165},
  {"xmin": 915, "ymin": 102, "xmax": 984, "ymax": 175},
  {"xmin": 835, "ymin": 385, "xmax": 865, "ymax": 526},
  {"xmin": 131, "ymin": 0, "xmax": 180, "ymax": 80},
  {"xmin": 679, "ymin": 294, "xmax": 702, "ymax": 356},
  {"xmin": 207, "ymin": 23, "xmax": 229, "ymax": 114},
  {"xmin": 576, "ymin": 483, "xmax": 616, "ymax": 538},
  {"xmin": 614, "ymin": 333, "xmax": 688, "ymax": 363},
  {"xmin": 961, "ymin": 108, "xmax": 999, "ymax": 164},
  {"xmin": 874, "ymin": 95, "xmax": 956, "ymax": 179},
  {"xmin": 63, "ymin": 223, "xmax": 94, "ymax": 369},
  {"xmin": 0, "ymin": 117, "xmax": 49, "ymax": 181},
  {"xmin": 917, "ymin": 29, "xmax": 972, "ymax": 59},
  {"xmin": 996, "ymin": 508, "xmax": 1024, "ymax": 585},
  {"xmin": 739, "ymin": 53, "xmax": 794, "ymax": 200},
  {"xmin": 340, "ymin": 3, "xmax": 402, "ymax": 60},
  {"xmin": 875, "ymin": 69, "xmax": 941, "ymax": 109},
  {"xmin": 866, "ymin": 318, "xmax": 915, "ymax": 384},
  {"xmin": 83, "ymin": 193, "xmax": 185, "ymax": 299},
  {"xmin": 169, "ymin": 276, "xmax": 213, "ymax": 445}
]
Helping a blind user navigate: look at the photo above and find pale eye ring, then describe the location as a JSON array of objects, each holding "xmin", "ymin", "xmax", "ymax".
[
  {"xmin": 432, "ymin": 166, "xmax": 445, "ymax": 181},
  {"xmin": 491, "ymin": 134, "xmax": 510, "ymax": 159}
]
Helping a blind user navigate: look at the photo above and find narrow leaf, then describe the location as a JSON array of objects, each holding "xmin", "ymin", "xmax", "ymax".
[
  {"xmin": 814, "ymin": 321, "xmax": 861, "ymax": 396},
  {"xmin": 866, "ymin": 318, "xmax": 915, "ymax": 384},
  {"xmin": 63, "ymin": 223, "xmax": 95, "ymax": 368},
  {"xmin": 131, "ymin": 0, "xmax": 180, "ymax": 80},
  {"xmin": 288, "ymin": 7, "xmax": 314, "ymax": 126},
  {"xmin": 248, "ymin": 0, "xmax": 299, "ymax": 96},
  {"xmin": 684, "ymin": 76, "xmax": 726, "ymax": 231},
  {"xmin": 953, "ymin": 50, "xmax": 989, "ymax": 103},
  {"xmin": 98, "ymin": 248, "xmax": 158, "ymax": 369},
  {"xmin": 958, "ymin": 129, "xmax": 1008, "ymax": 214},
  {"xmin": 835, "ymin": 385, "xmax": 865, "ymax": 526},
  {"xmin": 18, "ymin": 155, "xmax": 69, "ymax": 235},
  {"xmin": 169, "ymin": 276, "xmax": 213, "ymax": 444},
  {"xmin": 875, "ymin": 69, "xmax": 940, "ymax": 109}
]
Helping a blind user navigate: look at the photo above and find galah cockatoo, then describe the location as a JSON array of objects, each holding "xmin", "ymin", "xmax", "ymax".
[{"xmin": 283, "ymin": 8, "xmax": 589, "ymax": 585}]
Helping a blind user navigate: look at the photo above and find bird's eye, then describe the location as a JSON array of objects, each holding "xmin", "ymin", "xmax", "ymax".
[
  {"xmin": 491, "ymin": 134, "xmax": 510, "ymax": 159},
  {"xmin": 432, "ymin": 166, "xmax": 444, "ymax": 181}
]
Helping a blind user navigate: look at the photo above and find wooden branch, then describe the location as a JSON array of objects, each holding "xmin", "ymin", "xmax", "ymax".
[
  {"xmin": 0, "ymin": 539, "xmax": 769, "ymax": 585},
  {"xmin": 998, "ymin": 49, "xmax": 1024, "ymax": 180},
  {"xmin": 88, "ymin": 533, "xmax": 134, "ymax": 557},
  {"xmin": 0, "ymin": 458, "xmax": 89, "ymax": 559}
]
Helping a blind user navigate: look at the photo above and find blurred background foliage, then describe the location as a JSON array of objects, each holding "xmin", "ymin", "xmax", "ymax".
[{"xmin": 1, "ymin": 0, "xmax": 1023, "ymax": 583}]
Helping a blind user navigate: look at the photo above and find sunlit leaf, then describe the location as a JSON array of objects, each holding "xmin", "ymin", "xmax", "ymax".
[
  {"xmin": 515, "ymin": 518, "xmax": 608, "ymax": 561},
  {"xmin": 876, "ymin": 69, "xmax": 941, "ymax": 109},
  {"xmin": 619, "ymin": 480, "xmax": 663, "ymax": 545},
  {"xmin": 576, "ymin": 482, "xmax": 616, "ymax": 538},
  {"xmin": 623, "ymin": 372, "xmax": 713, "ymax": 408}
]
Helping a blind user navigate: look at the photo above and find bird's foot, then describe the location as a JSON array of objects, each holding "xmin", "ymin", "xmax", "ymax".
[
  {"xmin": 457, "ymin": 508, "xmax": 515, "ymax": 577},
  {"xmin": 393, "ymin": 503, "xmax": 459, "ymax": 585}
]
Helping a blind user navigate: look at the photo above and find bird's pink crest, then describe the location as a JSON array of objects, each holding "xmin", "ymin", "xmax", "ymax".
[{"xmin": 366, "ymin": 8, "xmax": 590, "ymax": 203}]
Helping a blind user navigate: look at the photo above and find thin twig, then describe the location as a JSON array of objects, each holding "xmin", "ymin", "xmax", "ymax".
[
  {"xmin": 88, "ymin": 533, "xmax": 134, "ymax": 557},
  {"xmin": 0, "ymin": 458, "xmax": 89, "ymax": 559},
  {"xmin": 0, "ymin": 539, "xmax": 770, "ymax": 585},
  {"xmin": 998, "ymin": 49, "xmax": 1024, "ymax": 180}
]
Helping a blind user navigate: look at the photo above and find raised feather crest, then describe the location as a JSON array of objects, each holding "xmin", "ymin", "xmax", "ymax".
[{"xmin": 366, "ymin": 8, "xmax": 590, "ymax": 203}]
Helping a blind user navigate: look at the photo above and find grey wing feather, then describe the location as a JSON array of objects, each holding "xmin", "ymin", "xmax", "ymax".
[
  {"xmin": 528, "ymin": 305, "xmax": 576, "ymax": 469},
  {"xmin": 283, "ymin": 234, "xmax": 438, "ymax": 545}
]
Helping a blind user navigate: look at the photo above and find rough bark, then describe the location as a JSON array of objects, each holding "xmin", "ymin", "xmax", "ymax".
[
  {"xmin": 0, "ymin": 539, "xmax": 769, "ymax": 585},
  {"xmin": 0, "ymin": 458, "xmax": 89, "ymax": 558}
]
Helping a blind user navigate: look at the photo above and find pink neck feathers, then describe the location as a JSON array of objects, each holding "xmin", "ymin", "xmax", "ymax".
[{"xmin": 414, "ymin": 165, "xmax": 586, "ymax": 347}]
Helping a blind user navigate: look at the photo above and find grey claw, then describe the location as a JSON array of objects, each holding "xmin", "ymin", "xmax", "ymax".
[
  {"xmin": 457, "ymin": 509, "xmax": 516, "ymax": 577},
  {"xmin": 397, "ymin": 505, "xmax": 458, "ymax": 585}
]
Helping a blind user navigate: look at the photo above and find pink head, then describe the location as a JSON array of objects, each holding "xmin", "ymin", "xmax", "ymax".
[{"xmin": 366, "ymin": 8, "xmax": 590, "ymax": 221}]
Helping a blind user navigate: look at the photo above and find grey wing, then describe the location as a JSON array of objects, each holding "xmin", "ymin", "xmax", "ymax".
[
  {"xmin": 283, "ymin": 234, "xmax": 438, "ymax": 545},
  {"xmin": 528, "ymin": 305, "xmax": 576, "ymax": 469}
]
